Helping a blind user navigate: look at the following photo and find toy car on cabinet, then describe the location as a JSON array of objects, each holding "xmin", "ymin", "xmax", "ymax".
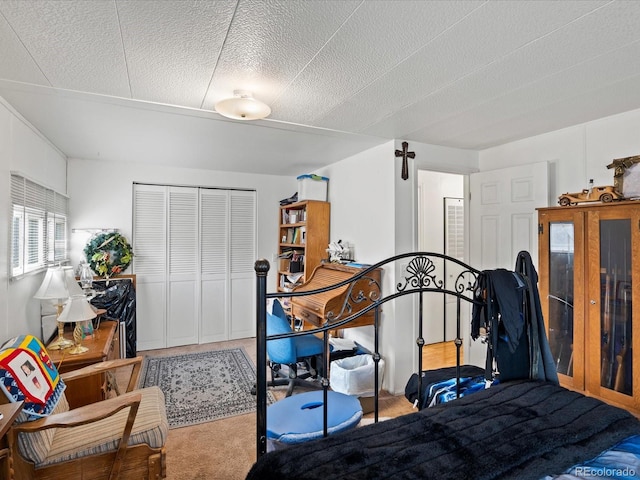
[{"xmin": 557, "ymin": 185, "xmax": 623, "ymax": 206}]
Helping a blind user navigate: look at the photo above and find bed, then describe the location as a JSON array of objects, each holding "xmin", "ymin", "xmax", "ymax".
[{"xmin": 248, "ymin": 252, "xmax": 640, "ymax": 479}]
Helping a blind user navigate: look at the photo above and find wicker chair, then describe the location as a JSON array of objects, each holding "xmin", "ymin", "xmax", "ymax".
[{"xmin": 8, "ymin": 356, "xmax": 168, "ymax": 480}]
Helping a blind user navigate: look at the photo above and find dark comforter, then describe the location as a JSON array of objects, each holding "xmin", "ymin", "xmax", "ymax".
[{"xmin": 246, "ymin": 380, "xmax": 640, "ymax": 480}]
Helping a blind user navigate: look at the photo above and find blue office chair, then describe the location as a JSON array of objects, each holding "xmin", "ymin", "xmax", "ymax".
[{"xmin": 267, "ymin": 300, "xmax": 326, "ymax": 397}]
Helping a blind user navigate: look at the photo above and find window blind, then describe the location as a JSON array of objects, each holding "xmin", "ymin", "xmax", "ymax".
[{"xmin": 10, "ymin": 173, "xmax": 69, "ymax": 277}]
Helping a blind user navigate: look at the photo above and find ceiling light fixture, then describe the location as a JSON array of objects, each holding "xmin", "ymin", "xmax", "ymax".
[{"xmin": 215, "ymin": 90, "xmax": 271, "ymax": 121}]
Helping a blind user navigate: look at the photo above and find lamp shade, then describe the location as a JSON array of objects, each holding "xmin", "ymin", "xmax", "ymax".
[
  {"xmin": 62, "ymin": 266, "xmax": 84, "ymax": 296},
  {"xmin": 34, "ymin": 267, "xmax": 68, "ymax": 300},
  {"xmin": 215, "ymin": 90, "xmax": 271, "ymax": 120},
  {"xmin": 58, "ymin": 295, "xmax": 97, "ymax": 324}
]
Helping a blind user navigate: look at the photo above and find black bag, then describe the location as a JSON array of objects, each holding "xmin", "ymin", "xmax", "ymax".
[
  {"xmin": 404, "ymin": 365, "xmax": 485, "ymax": 409},
  {"xmin": 289, "ymin": 260, "xmax": 303, "ymax": 273}
]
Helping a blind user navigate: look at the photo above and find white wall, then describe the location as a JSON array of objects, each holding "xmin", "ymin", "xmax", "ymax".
[
  {"xmin": 317, "ymin": 140, "xmax": 395, "ymax": 355},
  {"xmin": 67, "ymin": 158, "xmax": 295, "ymax": 292},
  {"xmin": 317, "ymin": 140, "xmax": 479, "ymax": 394},
  {"xmin": 317, "ymin": 141, "xmax": 401, "ymax": 391},
  {"xmin": 317, "ymin": 141, "xmax": 396, "ymax": 266},
  {"xmin": 0, "ymin": 98, "xmax": 67, "ymax": 342},
  {"xmin": 479, "ymin": 108, "xmax": 640, "ymax": 203}
]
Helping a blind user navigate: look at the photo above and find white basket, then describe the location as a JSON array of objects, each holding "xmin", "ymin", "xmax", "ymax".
[
  {"xmin": 330, "ymin": 354, "xmax": 384, "ymax": 397},
  {"xmin": 297, "ymin": 174, "xmax": 328, "ymax": 201}
]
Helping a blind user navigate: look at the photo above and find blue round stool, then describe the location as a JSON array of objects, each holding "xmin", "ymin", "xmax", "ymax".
[{"xmin": 267, "ymin": 390, "xmax": 363, "ymax": 451}]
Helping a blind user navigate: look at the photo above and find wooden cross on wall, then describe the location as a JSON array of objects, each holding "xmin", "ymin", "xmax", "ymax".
[{"xmin": 395, "ymin": 141, "xmax": 415, "ymax": 181}]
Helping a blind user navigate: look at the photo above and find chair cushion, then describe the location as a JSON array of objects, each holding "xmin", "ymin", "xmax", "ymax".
[
  {"xmin": 266, "ymin": 312, "xmax": 297, "ymax": 364},
  {"xmin": 294, "ymin": 334, "xmax": 324, "ymax": 358},
  {"xmin": 16, "ymin": 392, "xmax": 69, "ymax": 465},
  {"xmin": 267, "ymin": 311, "xmax": 326, "ymax": 364},
  {"xmin": 271, "ymin": 299, "xmax": 286, "ymax": 319},
  {"xmin": 267, "ymin": 390, "xmax": 362, "ymax": 445},
  {"xmin": 19, "ymin": 386, "xmax": 168, "ymax": 467}
]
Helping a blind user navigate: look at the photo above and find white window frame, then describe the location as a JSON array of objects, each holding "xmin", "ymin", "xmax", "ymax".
[
  {"xmin": 11, "ymin": 207, "xmax": 24, "ymax": 276},
  {"xmin": 24, "ymin": 207, "xmax": 45, "ymax": 273},
  {"xmin": 10, "ymin": 173, "xmax": 69, "ymax": 279},
  {"xmin": 48, "ymin": 214, "xmax": 68, "ymax": 263}
]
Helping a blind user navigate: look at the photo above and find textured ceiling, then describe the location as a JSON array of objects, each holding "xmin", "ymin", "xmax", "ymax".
[{"xmin": 1, "ymin": 0, "xmax": 640, "ymax": 175}]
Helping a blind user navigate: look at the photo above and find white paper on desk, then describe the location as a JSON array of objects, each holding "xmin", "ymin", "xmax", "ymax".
[
  {"xmin": 330, "ymin": 338, "xmax": 357, "ymax": 351},
  {"xmin": 286, "ymin": 272, "xmax": 304, "ymax": 284}
]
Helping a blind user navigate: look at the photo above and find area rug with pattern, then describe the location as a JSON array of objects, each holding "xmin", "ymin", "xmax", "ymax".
[{"xmin": 139, "ymin": 347, "xmax": 274, "ymax": 429}]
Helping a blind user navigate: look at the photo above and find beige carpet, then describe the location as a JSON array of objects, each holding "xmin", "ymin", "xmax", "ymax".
[{"xmin": 135, "ymin": 337, "xmax": 415, "ymax": 480}]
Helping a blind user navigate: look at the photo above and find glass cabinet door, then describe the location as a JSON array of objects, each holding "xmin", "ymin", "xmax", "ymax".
[
  {"xmin": 541, "ymin": 204, "xmax": 640, "ymax": 411},
  {"xmin": 547, "ymin": 222, "xmax": 575, "ymax": 377},
  {"xmin": 599, "ymin": 219, "xmax": 632, "ymax": 395}
]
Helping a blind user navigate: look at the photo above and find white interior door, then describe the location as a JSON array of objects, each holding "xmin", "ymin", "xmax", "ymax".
[
  {"xmin": 442, "ymin": 197, "xmax": 465, "ymax": 342},
  {"xmin": 200, "ymin": 190, "xmax": 229, "ymax": 343},
  {"xmin": 229, "ymin": 190, "xmax": 256, "ymax": 339},
  {"xmin": 167, "ymin": 187, "xmax": 199, "ymax": 347},
  {"xmin": 467, "ymin": 161, "xmax": 549, "ymax": 365},
  {"xmin": 470, "ymin": 161, "xmax": 549, "ymax": 269},
  {"xmin": 133, "ymin": 184, "xmax": 167, "ymax": 351}
]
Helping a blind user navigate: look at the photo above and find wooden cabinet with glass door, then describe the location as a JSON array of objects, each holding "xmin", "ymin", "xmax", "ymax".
[{"xmin": 538, "ymin": 201, "xmax": 640, "ymax": 413}]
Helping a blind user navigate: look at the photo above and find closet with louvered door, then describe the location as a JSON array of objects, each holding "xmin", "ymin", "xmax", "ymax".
[
  {"xmin": 228, "ymin": 191, "xmax": 256, "ymax": 339},
  {"xmin": 199, "ymin": 189, "xmax": 229, "ymax": 344},
  {"xmin": 133, "ymin": 184, "xmax": 256, "ymax": 350},
  {"xmin": 132, "ymin": 184, "xmax": 167, "ymax": 350},
  {"xmin": 167, "ymin": 187, "xmax": 199, "ymax": 347}
]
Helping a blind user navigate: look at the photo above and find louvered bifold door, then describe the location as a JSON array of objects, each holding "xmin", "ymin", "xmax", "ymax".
[
  {"xmin": 229, "ymin": 190, "xmax": 256, "ymax": 339},
  {"xmin": 167, "ymin": 186, "xmax": 199, "ymax": 347},
  {"xmin": 134, "ymin": 184, "xmax": 256, "ymax": 348},
  {"xmin": 133, "ymin": 184, "xmax": 168, "ymax": 351},
  {"xmin": 200, "ymin": 190, "xmax": 229, "ymax": 343}
]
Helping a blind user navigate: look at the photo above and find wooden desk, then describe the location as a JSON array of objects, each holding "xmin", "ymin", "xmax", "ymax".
[
  {"xmin": 46, "ymin": 321, "xmax": 119, "ymax": 409},
  {"xmin": 291, "ymin": 263, "xmax": 382, "ymax": 330},
  {"xmin": 0, "ymin": 402, "xmax": 23, "ymax": 480}
]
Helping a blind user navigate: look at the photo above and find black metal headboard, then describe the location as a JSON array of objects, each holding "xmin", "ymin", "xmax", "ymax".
[{"xmin": 254, "ymin": 252, "xmax": 482, "ymax": 458}]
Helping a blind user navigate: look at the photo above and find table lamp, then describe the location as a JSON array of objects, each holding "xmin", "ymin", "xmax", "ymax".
[
  {"xmin": 62, "ymin": 265, "xmax": 84, "ymax": 296},
  {"xmin": 33, "ymin": 266, "xmax": 74, "ymax": 350},
  {"xmin": 57, "ymin": 294, "xmax": 97, "ymax": 355}
]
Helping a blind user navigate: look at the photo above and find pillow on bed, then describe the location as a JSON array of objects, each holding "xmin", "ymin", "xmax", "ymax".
[
  {"xmin": 0, "ymin": 335, "xmax": 66, "ymax": 417},
  {"xmin": 542, "ymin": 434, "xmax": 640, "ymax": 479}
]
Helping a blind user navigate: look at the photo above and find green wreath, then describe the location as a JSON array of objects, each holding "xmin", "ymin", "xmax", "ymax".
[{"xmin": 84, "ymin": 232, "xmax": 134, "ymax": 279}]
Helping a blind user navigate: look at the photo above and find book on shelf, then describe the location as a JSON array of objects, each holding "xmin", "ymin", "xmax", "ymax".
[
  {"xmin": 278, "ymin": 248, "xmax": 304, "ymax": 259},
  {"xmin": 284, "ymin": 227, "xmax": 306, "ymax": 244},
  {"xmin": 282, "ymin": 208, "xmax": 305, "ymax": 224}
]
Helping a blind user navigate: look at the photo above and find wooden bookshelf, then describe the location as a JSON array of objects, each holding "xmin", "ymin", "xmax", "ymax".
[{"xmin": 277, "ymin": 201, "xmax": 330, "ymax": 301}]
